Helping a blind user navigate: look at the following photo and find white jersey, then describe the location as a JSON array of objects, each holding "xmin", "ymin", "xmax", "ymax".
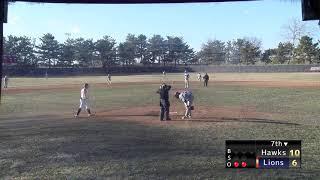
[
  {"xmin": 80, "ymin": 88, "xmax": 89, "ymax": 99},
  {"xmin": 184, "ymin": 73, "xmax": 190, "ymax": 81},
  {"xmin": 197, "ymin": 73, "xmax": 201, "ymax": 80},
  {"xmin": 163, "ymin": 71, "xmax": 166, "ymax": 76},
  {"xmin": 3, "ymin": 76, "xmax": 8, "ymax": 88}
]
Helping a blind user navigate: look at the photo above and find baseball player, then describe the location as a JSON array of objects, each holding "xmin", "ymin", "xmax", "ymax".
[
  {"xmin": 163, "ymin": 70, "xmax": 166, "ymax": 77},
  {"xmin": 107, "ymin": 74, "xmax": 112, "ymax": 85},
  {"xmin": 74, "ymin": 83, "xmax": 92, "ymax": 117},
  {"xmin": 3, "ymin": 75, "xmax": 8, "ymax": 88},
  {"xmin": 184, "ymin": 70, "xmax": 190, "ymax": 89},
  {"xmin": 203, "ymin": 73, "xmax": 209, "ymax": 87},
  {"xmin": 162, "ymin": 70, "xmax": 167, "ymax": 83},
  {"xmin": 175, "ymin": 90, "xmax": 194, "ymax": 119},
  {"xmin": 156, "ymin": 83, "xmax": 172, "ymax": 121},
  {"xmin": 197, "ymin": 73, "xmax": 202, "ymax": 82}
]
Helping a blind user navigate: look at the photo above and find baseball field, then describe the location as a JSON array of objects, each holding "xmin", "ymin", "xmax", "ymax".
[{"xmin": 1, "ymin": 73, "xmax": 320, "ymax": 179}]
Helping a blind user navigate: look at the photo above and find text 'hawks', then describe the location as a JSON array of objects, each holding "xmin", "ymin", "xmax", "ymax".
[{"xmin": 261, "ymin": 149, "xmax": 286, "ymax": 156}]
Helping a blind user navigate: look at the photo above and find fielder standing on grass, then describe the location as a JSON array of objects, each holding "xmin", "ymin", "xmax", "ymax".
[
  {"xmin": 162, "ymin": 70, "xmax": 167, "ymax": 82},
  {"xmin": 203, "ymin": 73, "xmax": 209, "ymax": 87},
  {"xmin": 163, "ymin": 70, "xmax": 166, "ymax": 77},
  {"xmin": 3, "ymin": 75, "xmax": 9, "ymax": 88},
  {"xmin": 107, "ymin": 74, "xmax": 112, "ymax": 85},
  {"xmin": 156, "ymin": 83, "xmax": 172, "ymax": 121},
  {"xmin": 197, "ymin": 72, "xmax": 202, "ymax": 82},
  {"xmin": 175, "ymin": 90, "xmax": 194, "ymax": 119},
  {"xmin": 184, "ymin": 70, "xmax": 190, "ymax": 89},
  {"xmin": 75, "ymin": 83, "xmax": 92, "ymax": 117}
]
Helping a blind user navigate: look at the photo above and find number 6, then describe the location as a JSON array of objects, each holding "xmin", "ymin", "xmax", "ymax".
[{"xmin": 292, "ymin": 160, "xmax": 297, "ymax": 166}]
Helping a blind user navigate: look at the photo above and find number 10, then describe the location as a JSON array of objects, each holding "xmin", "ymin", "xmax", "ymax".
[{"xmin": 290, "ymin": 150, "xmax": 300, "ymax": 157}]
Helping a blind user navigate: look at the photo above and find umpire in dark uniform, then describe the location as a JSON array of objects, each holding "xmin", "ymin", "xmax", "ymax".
[
  {"xmin": 156, "ymin": 83, "xmax": 172, "ymax": 121},
  {"xmin": 203, "ymin": 73, "xmax": 209, "ymax": 87}
]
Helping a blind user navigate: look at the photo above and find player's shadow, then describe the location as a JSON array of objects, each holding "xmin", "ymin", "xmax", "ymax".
[
  {"xmin": 101, "ymin": 111, "xmax": 160, "ymax": 117},
  {"xmin": 102, "ymin": 114, "xmax": 159, "ymax": 117},
  {"xmin": 99, "ymin": 112, "xmax": 301, "ymax": 126},
  {"xmin": 171, "ymin": 117, "xmax": 301, "ymax": 126}
]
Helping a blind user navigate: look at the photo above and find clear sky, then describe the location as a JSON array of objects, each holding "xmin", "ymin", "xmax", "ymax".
[{"xmin": 3, "ymin": 0, "xmax": 320, "ymax": 51}]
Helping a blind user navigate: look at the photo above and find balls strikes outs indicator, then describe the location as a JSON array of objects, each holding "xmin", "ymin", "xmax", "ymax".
[{"xmin": 233, "ymin": 161, "xmax": 247, "ymax": 168}]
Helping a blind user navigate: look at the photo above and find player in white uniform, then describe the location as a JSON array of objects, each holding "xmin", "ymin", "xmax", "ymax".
[
  {"xmin": 161, "ymin": 70, "xmax": 167, "ymax": 83},
  {"xmin": 3, "ymin": 75, "xmax": 8, "ymax": 88},
  {"xmin": 74, "ymin": 83, "xmax": 92, "ymax": 117},
  {"xmin": 184, "ymin": 70, "xmax": 190, "ymax": 89},
  {"xmin": 163, "ymin": 70, "xmax": 166, "ymax": 77},
  {"xmin": 197, "ymin": 73, "xmax": 202, "ymax": 82}
]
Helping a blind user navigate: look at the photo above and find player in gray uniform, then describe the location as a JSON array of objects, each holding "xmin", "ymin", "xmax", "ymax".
[
  {"xmin": 107, "ymin": 74, "xmax": 112, "ymax": 85},
  {"xmin": 175, "ymin": 90, "xmax": 194, "ymax": 119},
  {"xmin": 184, "ymin": 70, "xmax": 190, "ymax": 89}
]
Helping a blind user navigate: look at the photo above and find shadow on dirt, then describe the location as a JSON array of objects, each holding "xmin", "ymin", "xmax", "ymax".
[
  {"xmin": 170, "ymin": 117, "xmax": 301, "ymax": 126},
  {"xmin": 96, "ymin": 111, "xmax": 301, "ymax": 126}
]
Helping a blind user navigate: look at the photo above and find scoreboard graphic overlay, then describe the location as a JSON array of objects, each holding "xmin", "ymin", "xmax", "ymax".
[{"xmin": 225, "ymin": 140, "xmax": 301, "ymax": 169}]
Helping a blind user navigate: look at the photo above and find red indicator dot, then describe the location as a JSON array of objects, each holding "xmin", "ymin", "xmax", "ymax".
[
  {"xmin": 234, "ymin": 161, "xmax": 239, "ymax": 168},
  {"xmin": 241, "ymin": 162, "xmax": 247, "ymax": 168}
]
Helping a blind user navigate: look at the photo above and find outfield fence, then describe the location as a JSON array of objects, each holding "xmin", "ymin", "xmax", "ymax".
[{"xmin": 189, "ymin": 64, "xmax": 320, "ymax": 73}]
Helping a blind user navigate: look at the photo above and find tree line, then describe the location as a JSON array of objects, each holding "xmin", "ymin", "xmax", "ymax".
[
  {"xmin": 3, "ymin": 33, "xmax": 320, "ymax": 68},
  {"xmin": 3, "ymin": 33, "xmax": 195, "ymax": 68}
]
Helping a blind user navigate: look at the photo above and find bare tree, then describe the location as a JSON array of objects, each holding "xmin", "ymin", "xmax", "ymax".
[
  {"xmin": 281, "ymin": 18, "xmax": 316, "ymax": 63},
  {"xmin": 282, "ymin": 18, "xmax": 308, "ymax": 46}
]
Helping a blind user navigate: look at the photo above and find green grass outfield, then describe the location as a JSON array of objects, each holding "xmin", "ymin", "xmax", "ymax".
[
  {"xmin": 3, "ymin": 74, "xmax": 186, "ymax": 87},
  {"xmin": 1, "ymin": 73, "xmax": 320, "ymax": 179},
  {"xmin": 5, "ymin": 72, "xmax": 320, "ymax": 88}
]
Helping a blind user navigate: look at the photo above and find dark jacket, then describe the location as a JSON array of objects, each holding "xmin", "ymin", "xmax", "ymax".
[
  {"xmin": 203, "ymin": 74, "xmax": 209, "ymax": 81},
  {"xmin": 157, "ymin": 85, "xmax": 171, "ymax": 101}
]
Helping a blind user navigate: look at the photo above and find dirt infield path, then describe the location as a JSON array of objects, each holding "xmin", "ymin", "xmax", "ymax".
[
  {"xmin": 70, "ymin": 105, "xmax": 298, "ymax": 128},
  {"xmin": 0, "ymin": 105, "xmax": 294, "ymax": 128}
]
